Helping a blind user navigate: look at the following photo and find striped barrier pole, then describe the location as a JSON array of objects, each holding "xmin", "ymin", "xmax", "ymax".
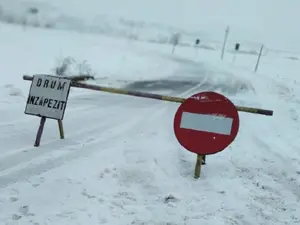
[{"xmin": 23, "ymin": 75, "xmax": 273, "ymax": 116}]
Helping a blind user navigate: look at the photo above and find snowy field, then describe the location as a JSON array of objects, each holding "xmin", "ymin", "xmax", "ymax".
[{"xmin": 0, "ymin": 0, "xmax": 300, "ymax": 225}]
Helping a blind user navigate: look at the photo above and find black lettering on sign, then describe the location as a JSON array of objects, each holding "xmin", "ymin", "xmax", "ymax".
[
  {"xmin": 34, "ymin": 96, "xmax": 40, "ymax": 105},
  {"xmin": 36, "ymin": 78, "xmax": 42, "ymax": 87},
  {"xmin": 53, "ymin": 100, "xmax": 58, "ymax": 109},
  {"xmin": 26, "ymin": 96, "xmax": 67, "ymax": 111},
  {"xmin": 43, "ymin": 98, "xmax": 49, "ymax": 106},
  {"xmin": 50, "ymin": 81, "xmax": 56, "ymax": 89},
  {"xmin": 34, "ymin": 77, "xmax": 68, "ymax": 91},
  {"xmin": 48, "ymin": 99, "xmax": 53, "ymax": 108},
  {"xmin": 43, "ymin": 79, "xmax": 49, "ymax": 88},
  {"xmin": 57, "ymin": 82, "xmax": 66, "ymax": 91},
  {"xmin": 38, "ymin": 97, "xmax": 44, "ymax": 106},
  {"xmin": 59, "ymin": 101, "xmax": 66, "ymax": 110},
  {"xmin": 27, "ymin": 95, "xmax": 36, "ymax": 104},
  {"xmin": 57, "ymin": 101, "xmax": 61, "ymax": 110}
]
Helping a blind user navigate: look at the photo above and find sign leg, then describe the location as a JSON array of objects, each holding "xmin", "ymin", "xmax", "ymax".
[
  {"xmin": 57, "ymin": 120, "xmax": 65, "ymax": 139},
  {"xmin": 202, "ymin": 155, "xmax": 206, "ymax": 165},
  {"xmin": 34, "ymin": 117, "xmax": 46, "ymax": 147},
  {"xmin": 194, "ymin": 154, "xmax": 203, "ymax": 179}
]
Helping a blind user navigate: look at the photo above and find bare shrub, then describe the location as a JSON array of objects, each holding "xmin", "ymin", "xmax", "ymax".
[
  {"xmin": 169, "ymin": 32, "xmax": 181, "ymax": 53},
  {"xmin": 169, "ymin": 32, "xmax": 181, "ymax": 45},
  {"xmin": 53, "ymin": 57, "xmax": 95, "ymax": 81},
  {"xmin": 54, "ymin": 57, "xmax": 75, "ymax": 76},
  {"xmin": 77, "ymin": 60, "xmax": 94, "ymax": 76},
  {"xmin": 28, "ymin": 7, "xmax": 38, "ymax": 15}
]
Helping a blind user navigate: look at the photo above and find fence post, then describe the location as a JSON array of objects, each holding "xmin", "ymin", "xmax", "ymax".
[
  {"xmin": 170, "ymin": 33, "xmax": 180, "ymax": 54},
  {"xmin": 254, "ymin": 44, "xmax": 264, "ymax": 72},
  {"xmin": 221, "ymin": 26, "xmax": 230, "ymax": 60}
]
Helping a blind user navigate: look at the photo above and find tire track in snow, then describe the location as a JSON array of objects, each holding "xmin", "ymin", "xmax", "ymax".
[
  {"xmin": 0, "ymin": 103, "xmax": 113, "ymax": 158},
  {"xmin": 0, "ymin": 114, "xmax": 148, "ymax": 188},
  {"xmin": 0, "ymin": 112, "xmax": 120, "ymax": 172},
  {"xmin": 0, "ymin": 58, "xmax": 209, "ymax": 187},
  {"xmin": 0, "ymin": 105, "xmax": 88, "ymax": 127},
  {"xmin": 103, "ymin": 73, "xmax": 212, "ymax": 224},
  {"xmin": 0, "ymin": 93, "xmax": 145, "ymax": 159},
  {"xmin": 0, "ymin": 95, "xmax": 135, "ymax": 165},
  {"xmin": 0, "ymin": 105, "xmax": 99, "ymax": 145},
  {"xmin": 0, "ymin": 90, "xmax": 177, "ymax": 187},
  {"xmin": 121, "ymin": 74, "xmax": 209, "ymax": 179}
]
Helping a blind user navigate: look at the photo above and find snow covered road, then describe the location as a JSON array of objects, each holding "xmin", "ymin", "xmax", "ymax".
[
  {"xmin": 0, "ymin": 76, "xmax": 206, "ymax": 188},
  {"xmin": 1, "ymin": 2, "xmax": 300, "ymax": 224}
]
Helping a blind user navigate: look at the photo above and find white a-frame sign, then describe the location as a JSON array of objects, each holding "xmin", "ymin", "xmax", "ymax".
[{"xmin": 25, "ymin": 75, "xmax": 71, "ymax": 147}]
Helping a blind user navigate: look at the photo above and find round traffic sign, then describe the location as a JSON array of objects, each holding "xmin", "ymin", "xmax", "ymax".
[{"xmin": 173, "ymin": 91, "xmax": 239, "ymax": 155}]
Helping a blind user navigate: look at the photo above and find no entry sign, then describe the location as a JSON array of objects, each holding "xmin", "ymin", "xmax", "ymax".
[{"xmin": 173, "ymin": 92, "xmax": 239, "ymax": 155}]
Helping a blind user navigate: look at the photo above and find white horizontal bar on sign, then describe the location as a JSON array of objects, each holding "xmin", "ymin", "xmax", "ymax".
[{"xmin": 180, "ymin": 112, "xmax": 233, "ymax": 135}]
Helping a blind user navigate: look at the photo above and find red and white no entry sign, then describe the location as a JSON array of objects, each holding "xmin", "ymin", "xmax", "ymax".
[{"xmin": 173, "ymin": 91, "xmax": 239, "ymax": 155}]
